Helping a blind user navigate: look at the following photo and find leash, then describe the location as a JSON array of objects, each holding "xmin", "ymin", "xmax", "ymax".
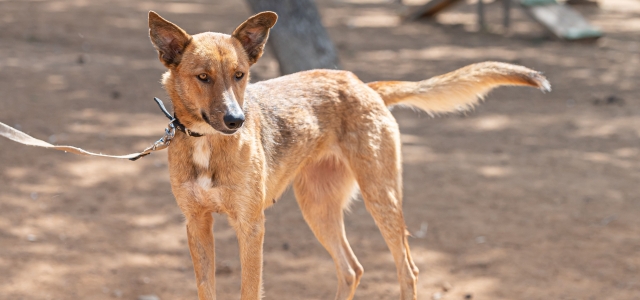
[{"xmin": 0, "ymin": 97, "xmax": 201, "ymax": 161}]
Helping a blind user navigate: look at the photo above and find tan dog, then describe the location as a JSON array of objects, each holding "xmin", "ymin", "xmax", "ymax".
[{"xmin": 148, "ymin": 10, "xmax": 549, "ymax": 300}]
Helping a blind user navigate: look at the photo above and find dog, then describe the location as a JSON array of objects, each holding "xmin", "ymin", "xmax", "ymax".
[{"xmin": 147, "ymin": 10, "xmax": 550, "ymax": 300}]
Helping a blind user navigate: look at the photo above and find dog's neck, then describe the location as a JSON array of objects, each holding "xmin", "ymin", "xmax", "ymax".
[{"xmin": 172, "ymin": 114, "xmax": 204, "ymax": 137}]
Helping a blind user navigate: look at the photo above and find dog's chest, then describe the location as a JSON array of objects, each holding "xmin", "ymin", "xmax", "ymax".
[
  {"xmin": 192, "ymin": 138, "xmax": 211, "ymax": 170},
  {"xmin": 192, "ymin": 139, "xmax": 215, "ymax": 191},
  {"xmin": 187, "ymin": 138, "xmax": 224, "ymax": 210},
  {"xmin": 180, "ymin": 136, "xmax": 260, "ymax": 213}
]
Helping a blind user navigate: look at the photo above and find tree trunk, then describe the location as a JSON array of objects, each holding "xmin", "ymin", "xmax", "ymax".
[{"xmin": 245, "ymin": 0, "xmax": 341, "ymax": 75}]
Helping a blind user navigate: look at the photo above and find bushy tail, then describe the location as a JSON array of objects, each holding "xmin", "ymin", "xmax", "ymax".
[{"xmin": 367, "ymin": 61, "xmax": 550, "ymax": 115}]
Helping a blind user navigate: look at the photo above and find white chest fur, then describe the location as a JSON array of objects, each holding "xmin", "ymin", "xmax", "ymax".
[
  {"xmin": 192, "ymin": 138, "xmax": 210, "ymax": 169},
  {"xmin": 192, "ymin": 139, "xmax": 213, "ymax": 189},
  {"xmin": 196, "ymin": 175, "xmax": 212, "ymax": 189}
]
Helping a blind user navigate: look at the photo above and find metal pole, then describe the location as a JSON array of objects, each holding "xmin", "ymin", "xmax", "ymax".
[
  {"xmin": 478, "ymin": 0, "xmax": 486, "ymax": 31},
  {"xmin": 503, "ymin": 0, "xmax": 511, "ymax": 30}
]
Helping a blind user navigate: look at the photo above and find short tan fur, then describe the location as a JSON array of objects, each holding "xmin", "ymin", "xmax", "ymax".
[{"xmin": 147, "ymin": 11, "xmax": 550, "ymax": 300}]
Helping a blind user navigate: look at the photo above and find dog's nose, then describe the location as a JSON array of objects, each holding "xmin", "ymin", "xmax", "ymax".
[{"xmin": 223, "ymin": 112, "xmax": 245, "ymax": 130}]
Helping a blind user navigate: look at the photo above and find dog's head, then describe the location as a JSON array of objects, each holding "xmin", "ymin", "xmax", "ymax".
[{"xmin": 148, "ymin": 11, "xmax": 277, "ymax": 135}]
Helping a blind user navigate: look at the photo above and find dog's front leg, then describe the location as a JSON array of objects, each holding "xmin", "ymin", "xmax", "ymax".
[
  {"xmin": 230, "ymin": 210, "xmax": 266, "ymax": 300},
  {"xmin": 185, "ymin": 211, "xmax": 216, "ymax": 300}
]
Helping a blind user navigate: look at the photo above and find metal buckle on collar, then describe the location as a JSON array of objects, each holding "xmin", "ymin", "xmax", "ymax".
[{"xmin": 185, "ymin": 128, "xmax": 200, "ymax": 137}]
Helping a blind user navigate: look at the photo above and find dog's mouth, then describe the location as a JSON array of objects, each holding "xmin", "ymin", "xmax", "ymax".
[
  {"xmin": 217, "ymin": 127, "xmax": 241, "ymax": 135},
  {"xmin": 200, "ymin": 111, "xmax": 211, "ymax": 124}
]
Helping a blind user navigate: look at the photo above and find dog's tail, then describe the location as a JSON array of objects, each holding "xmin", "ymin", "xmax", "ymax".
[{"xmin": 367, "ymin": 61, "xmax": 550, "ymax": 115}]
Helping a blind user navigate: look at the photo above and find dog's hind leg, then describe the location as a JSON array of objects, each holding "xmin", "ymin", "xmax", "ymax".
[
  {"xmin": 345, "ymin": 122, "xmax": 419, "ymax": 300},
  {"xmin": 293, "ymin": 156, "xmax": 364, "ymax": 300}
]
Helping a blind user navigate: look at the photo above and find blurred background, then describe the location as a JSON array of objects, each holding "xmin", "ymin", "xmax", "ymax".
[{"xmin": 0, "ymin": 0, "xmax": 639, "ymax": 299}]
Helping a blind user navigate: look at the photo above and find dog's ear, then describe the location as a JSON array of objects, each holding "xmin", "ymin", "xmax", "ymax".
[
  {"xmin": 148, "ymin": 11, "xmax": 192, "ymax": 67},
  {"xmin": 232, "ymin": 12, "xmax": 278, "ymax": 65}
]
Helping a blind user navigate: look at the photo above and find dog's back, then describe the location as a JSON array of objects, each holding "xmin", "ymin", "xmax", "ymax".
[{"xmin": 243, "ymin": 62, "xmax": 550, "ymax": 208}]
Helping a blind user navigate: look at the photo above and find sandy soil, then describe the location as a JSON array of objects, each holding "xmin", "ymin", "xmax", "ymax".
[{"xmin": 1, "ymin": 0, "xmax": 639, "ymax": 299}]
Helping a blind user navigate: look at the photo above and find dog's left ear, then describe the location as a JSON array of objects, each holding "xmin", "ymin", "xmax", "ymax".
[
  {"xmin": 232, "ymin": 12, "xmax": 278, "ymax": 65},
  {"xmin": 148, "ymin": 11, "xmax": 192, "ymax": 67}
]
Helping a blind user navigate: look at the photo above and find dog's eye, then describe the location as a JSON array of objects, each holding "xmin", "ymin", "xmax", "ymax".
[
  {"xmin": 197, "ymin": 73, "xmax": 209, "ymax": 82},
  {"xmin": 235, "ymin": 72, "xmax": 244, "ymax": 80}
]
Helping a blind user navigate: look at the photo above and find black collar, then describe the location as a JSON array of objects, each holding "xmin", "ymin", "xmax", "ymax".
[
  {"xmin": 172, "ymin": 115, "xmax": 203, "ymax": 137},
  {"xmin": 153, "ymin": 97, "xmax": 203, "ymax": 137}
]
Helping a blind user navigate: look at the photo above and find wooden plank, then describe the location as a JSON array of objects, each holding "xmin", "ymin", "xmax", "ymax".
[
  {"xmin": 405, "ymin": 0, "xmax": 463, "ymax": 20},
  {"xmin": 566, "ymin": 0, "xmax": 599, "ymax": 6},
  {"xmin": 521, "ymin": 0, "xmax": 603, "ymax": 40},
  {"xmin": 404, "ymin": 0, "xmax": 603, "ymax": 41}
]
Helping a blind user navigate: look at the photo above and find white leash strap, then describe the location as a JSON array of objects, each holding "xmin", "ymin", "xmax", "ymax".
[
  {"xmin": 0, "ymin": 98, "xmax": 179, "ymax": 161},
  {"xmin": 0, "ymin": 121, "xmax": 173, "ymax": 161}
]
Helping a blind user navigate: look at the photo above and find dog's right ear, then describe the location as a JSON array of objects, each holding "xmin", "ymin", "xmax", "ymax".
[{"xmin": 148, "ymin": 11, "xmax": 191, "ymax": 67}]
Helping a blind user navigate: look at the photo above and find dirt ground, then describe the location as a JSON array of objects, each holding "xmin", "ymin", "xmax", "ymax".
[{"xmin": 1, "ymin": 0, "xmax": 639, "ymax": 299}]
